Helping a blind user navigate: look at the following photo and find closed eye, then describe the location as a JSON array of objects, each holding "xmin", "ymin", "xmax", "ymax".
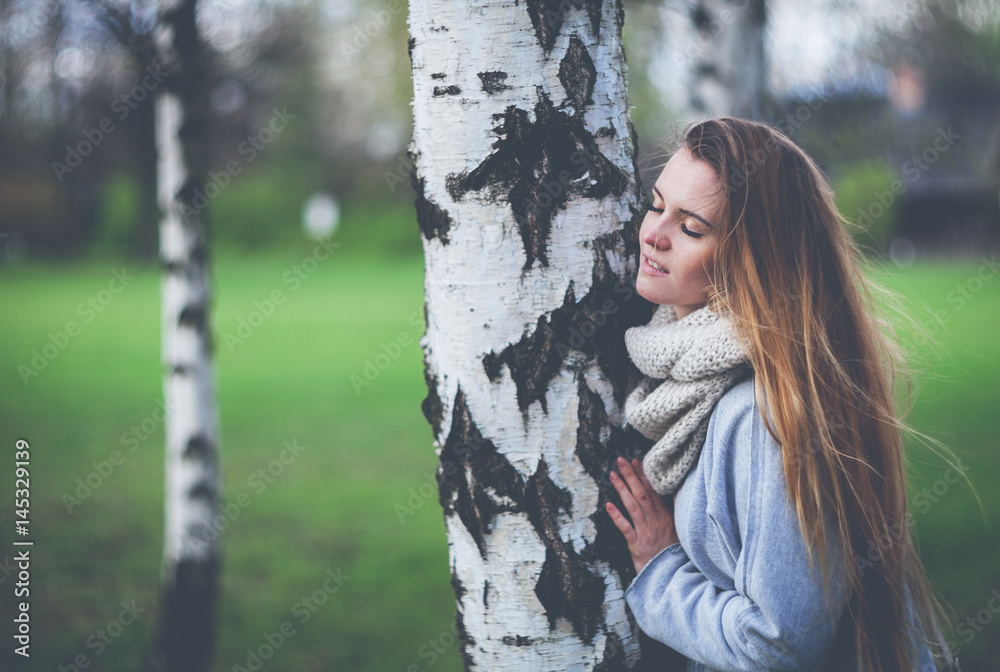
[
  {"xmin": 681, "ymin": 222, "xmax": 703, "ymax": 238},
  {"xmin": 648, "ymin": 205, "xmax": 704, "ymax": 239}
]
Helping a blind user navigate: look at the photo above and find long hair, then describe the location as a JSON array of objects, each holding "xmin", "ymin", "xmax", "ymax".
[{"xmin": 665, "ymin": 117, "xmax": 961, "ymax": 671}]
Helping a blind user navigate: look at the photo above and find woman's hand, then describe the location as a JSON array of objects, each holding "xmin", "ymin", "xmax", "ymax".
[{"xmin": 606, "ymin": 456, "xmax": 680, "ymax": 575}]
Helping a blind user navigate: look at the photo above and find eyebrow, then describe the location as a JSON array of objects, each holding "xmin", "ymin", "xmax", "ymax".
[{"xmin": 652, "ymin": 186, "xmax": 714, "ymax": 229}]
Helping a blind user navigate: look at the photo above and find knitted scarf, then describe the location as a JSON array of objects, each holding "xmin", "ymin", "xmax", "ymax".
[{"xmin": 624, "ymin": 303, "xmax": 752, "ymax": 495}]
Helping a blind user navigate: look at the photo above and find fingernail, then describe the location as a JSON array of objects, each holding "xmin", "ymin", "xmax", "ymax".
[{"xmin": 617, "ymin": 456, "xmax": 627, "ymax": 465}]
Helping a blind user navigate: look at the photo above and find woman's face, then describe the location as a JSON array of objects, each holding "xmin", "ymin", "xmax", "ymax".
[{"xmin": 636, "ymin": 146, "xmax": 722, "ymax": 317}]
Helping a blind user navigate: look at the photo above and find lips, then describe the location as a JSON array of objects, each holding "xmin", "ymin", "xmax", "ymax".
[{"xmin": 641, "ymin": 254, "xmax": 668, "ymax": 275}]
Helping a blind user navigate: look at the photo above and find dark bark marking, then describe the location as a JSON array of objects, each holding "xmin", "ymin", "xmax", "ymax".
[
  {"xmin": 431, "ymin": 72, "xmax": 447, "ymax": 79},
  {"xmin": 691, "ymin": 4, "xmax": 714, "ymax": 34},
  {"xmin": 445, "ymin": 89, "xmax": 628, "ymax": 269},
  {"xmin": 481, "ymin": 232, "xmax": 652, "ymax": 414},
  {"xmin": 184, "ymin": 434, "xmax": 214, "ymax": 462},
  {"xmin": 695, "ymin": 62, "xmax": 720, "ymax": 80},
  {"xmin": 178, "ymin": 304, "xmax": 207, "ymax": 332},
  {"xmin": 451, "ymin": 571, "xmax": 467, "ymax": 602},
  {"xmin": 161, "ymin": 242, "xmax": 207, "ymax": 276},
  {"xmin": 437, "ymin": 373, "xmax": 656, "ymax": 648},
  {"xmin": 482, "ymin": 287, "xmax": 571, "ymax": 414},
  {"xmin": 478, "ymin": 70, "xmax": 511, "ymax": 95},
  {"xmin": 187, "ymin": 480, "xmax": 216, "ymax": 504},
  {"xmin": 433, "ymin": 85, "xmax": 462, "ymax": 97},
  {"xmin": 524, "ymin": 0, "xmax": 603, "ymax": 52},
  {"xmin": 162, "ymin": 259, "xmax": 188, "ymax": 275},
  {"xmin": 454, "ymin": 607, "xmax": 476, "ymax": 670},
  {"xmin": 483, "ymin": 580, "xmax": 489, "ymax": 607},
  {"xmin": 502, "ymin": 635, "xmax": 534, "ymax": 646},
  {"xmin": 438, "ymin": 389, "xmax": 524, "ymax": 558},
  {"xmin": 421, "ymin": 364, "xmax": 444, "ymax": 439},
  {"xmin": 559, "ymin": 34, "xmax": 596, "ymax": 112},
  {"xmin": 410, "ymin": 167, "xmax": 453, "ymax": 244},
  {"xmin": 527, "ymin": 459, "xmax": 606, "ymax": 644}
]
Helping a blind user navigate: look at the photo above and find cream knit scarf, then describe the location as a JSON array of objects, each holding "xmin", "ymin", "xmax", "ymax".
[{"xmin": 624, "ymin": 303, "xmax": 752, "ymax": 495}]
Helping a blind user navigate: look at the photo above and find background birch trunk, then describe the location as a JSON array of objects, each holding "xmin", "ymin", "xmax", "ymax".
[
  {"xmin": 145, "ymin": 0, "xmax": 221, "ymax": 669},
  {"xmin": 408, "ymin": 0, "xmax": 678, "ymax": 669},
  {"xmin": 687, "ymin": 0, "xmax": 766, "ymax": 120}
]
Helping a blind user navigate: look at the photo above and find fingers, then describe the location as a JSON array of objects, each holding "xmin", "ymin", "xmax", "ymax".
[
  {"xmin": 609, "ymin": 468, "xmax": 646, "ymax": 530},
  {"xmin": 605, "ymin": 502, "xmax": 637, "ymax": 544},
  {"xmin": 617, "ymin": 456, "xmax": 654, "ymax": 510},
  {"xmin": 611, "ymin": 456, "xmax": 660, "ymax": 531}
]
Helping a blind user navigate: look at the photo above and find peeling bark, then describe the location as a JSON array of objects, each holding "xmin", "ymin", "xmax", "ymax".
[{"xmin": 409, "ymin": 0, "xmax": 678, "ymax": 668}]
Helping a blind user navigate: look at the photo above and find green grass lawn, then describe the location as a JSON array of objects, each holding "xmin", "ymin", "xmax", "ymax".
[{"xmin": 0, "ymin": 249, "xmax": 997, "ymax": 671}]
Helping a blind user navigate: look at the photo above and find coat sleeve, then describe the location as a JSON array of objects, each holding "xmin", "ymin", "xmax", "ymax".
[{"xmin": 624, "ymin": 392, "xmax": 851, "ymax": 672}]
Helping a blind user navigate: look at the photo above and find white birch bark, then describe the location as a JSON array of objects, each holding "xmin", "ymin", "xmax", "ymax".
[
  {"xmin": 409, "ymin": 1, "xmax": 664, "ymax": 669},
  {"xmin": 156, "ymin": 88, "xmax": 220, "ymax": 577},
  {"xmin": 146, "ymin": 2, "xmax": 221, "ymax": 669}
]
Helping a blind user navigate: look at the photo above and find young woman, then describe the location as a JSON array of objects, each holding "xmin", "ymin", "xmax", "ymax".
[{"xmin": 606, "ymin": 118, "xmax": 959, "ymax": 672}]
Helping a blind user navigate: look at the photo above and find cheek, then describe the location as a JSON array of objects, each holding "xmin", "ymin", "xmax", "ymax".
[{"xmin": 697, "ymin": 247, "xmax": 717, "ymax": 282}]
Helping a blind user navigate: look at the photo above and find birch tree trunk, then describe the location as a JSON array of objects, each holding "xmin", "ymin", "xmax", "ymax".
[
  {"xmin": 686, "ymin": 0, "xmax": 766, "ymax": 120},
  {"xmin": 409, "ymin": 1, "xmax": 676, "ymax": 669},
  {"xmin": 146, "ymin": 0, "xmax": 221, "ymax": 669}
]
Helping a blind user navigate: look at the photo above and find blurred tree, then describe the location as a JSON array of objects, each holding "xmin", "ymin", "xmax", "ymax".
[
  {"xmin": 80, "ymin": 1, "xmax": 223, "ymax": 665},
  {"xmin": 146, "ymin": 0, "xmax": 222, "ymax": 669},
  {"xmin": 684, "ymin": 0, "xmax": 766, "ymax": 120},
  {"xmin": 408, "ymin": 0, "xmax": 680, "ymax": 669}
]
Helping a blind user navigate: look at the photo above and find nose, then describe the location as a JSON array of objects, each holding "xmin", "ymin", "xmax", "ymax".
[{"xmin": 643, "ymin": 218, "xmax": 670, "ymax": 251}]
